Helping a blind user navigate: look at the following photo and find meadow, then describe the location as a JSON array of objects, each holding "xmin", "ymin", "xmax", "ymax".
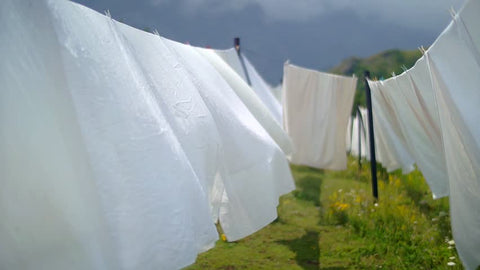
[{"xmin": 185, "ymin": 157, "xmax": 462, "ymax": 269}]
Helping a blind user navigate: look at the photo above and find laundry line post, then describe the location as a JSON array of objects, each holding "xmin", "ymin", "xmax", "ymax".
[
  {"xmin": 364, "ymin": 71, "xmax": 378, "ymax": 200},
  {"xmin": 234, "ymin": 37, "xmax": 252, "ymax": 86}
]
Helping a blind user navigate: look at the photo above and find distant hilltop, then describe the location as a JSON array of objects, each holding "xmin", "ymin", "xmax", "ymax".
[{"xmin": 330, "ymin": 49, "xmax": 422, "ymax": 108}]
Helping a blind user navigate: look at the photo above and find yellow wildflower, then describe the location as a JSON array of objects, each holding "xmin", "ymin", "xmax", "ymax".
[{"xmin": 335, "ymin": 202, "xmax": 349, "ymax": 211}]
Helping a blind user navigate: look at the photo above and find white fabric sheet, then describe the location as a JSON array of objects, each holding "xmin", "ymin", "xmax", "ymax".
[
  {"xmin": 370, "ymin": 61, "xmax": 449, "ymax": 198},
  {"xmin": 196, "ymin": 48, "xmax": 294, "ymax": 156},
  {"xmin": 367, "ymin": 0, "xmax": 480, "ymax": 267},
  {"xmin": 161, "ymin": 39, "xmax": 295, "ymax": 241},
  {"xmin": 426, "ymin": 1, "xmax": 480, "ymax": 266},
  {"xmin": 346, "ymin": 116, "xmax": 352, "ymax": 153},
  {"xmin": 0, "ymin": 1, "xmax": 217, "ymax": 269},
  {"xmin": 0, "ymin": 0, "xmax": 295, "ymax": 269},
  {"xmin": 215, "ymin": 49, "xmax": 283, "ymax": 124},
  {"xmin": 283, "ymin": 63, "xmax": 356, "ymax": 170},
  {"xmin": 271, "ymin": 84, "xmax": 283, "ymax": 103},
  {"xmin": 350, "ymin": 107, "xmax": 369, "ymax": 159},
  {"xmin": 369, "ymin": 84, "xmax": 416, "ymax": 173}
]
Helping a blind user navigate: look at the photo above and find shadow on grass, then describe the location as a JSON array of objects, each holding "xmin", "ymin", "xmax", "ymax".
[
  {"xmin": 277, "ymin": 231, "xmax": 320, "ymax": 270},
  {"xmin": 291, "ymin": 165, "xmax": 324, "ymax": 207}
]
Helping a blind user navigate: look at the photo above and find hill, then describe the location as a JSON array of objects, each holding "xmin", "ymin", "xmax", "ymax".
[{"xmin": 330, "ymin": 49, "xmax": 422, "ymax": 110}]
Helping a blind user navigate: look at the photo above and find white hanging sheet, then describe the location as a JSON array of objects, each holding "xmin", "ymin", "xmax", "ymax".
[
  {"xmin": 0, "ymin": 1, "xmax": 217, "ymax": 269},
  {"xmin": 426, "ymin": 0, "xmax": 480, "ymax": 267},
  {"xmin": 0, "ymin": 0, "xmax": 296, "ymax": 269},
  {"xmin": 367, "ymin": 0, "xmax": 480, "ymax": 268},
  {"xmin": 196, "ymin": 48, "xmax": 294, "ymax": 156},
  {"xmin": 113, "ymin": 22, "xmax": 225, "ymax": 224},
  {"xmin": 161, "ymin": 38, "xmax": 295, "ymax": 241},
  {"xmin": 350, "ymin": 107, "xmax": 369, "ymax": 159},
  {"xmin": 271, "ymin": 84, "xmax": 283, "ymax": 103},
  {"xmin": 375, "ymin": 62, "xmax": 448, "ymax": 198},
  {"xmin": 346, "ymin": 116, "xmax": 352, "ymax": 153},
  {"xmin": 369, "ymin": 83, "xmax": 416, "ymax": 173},
  {"xmin": 283, "ymin": 63, "xmax": 356, "ymax": 170},
  {"xmin": 215, "ymin": 49, "xmax": 283, "ymax": 124}
]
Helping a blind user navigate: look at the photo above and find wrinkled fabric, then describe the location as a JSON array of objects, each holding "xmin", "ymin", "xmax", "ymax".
[
  {"xmin": 369, "ymin": 83, "xmax": 416, "ymax": 173},
  {"xmin": 369, "ymin": 59, "xmax": 448, "ymax": 198},
  {"xmin": 283, "ymin": 63, "xmax": 356, "ymax": 170},
  {"xmin": 426, "ymin": 1, "xmax": 480, "ymax": 267},
  {"xmin": 197, "ymin": 48, "xmax": 294, "ymax": 156},
  {"xmin": 215, "ymin": 49, "xmax": 283, "ymax": 124},
  {"xmin": 367, "ymin": 0, "xmax": 480, "ymax": 268},
  {"xmin": 0, "ymin": 0, "xmax": 295, "ymax": 269},
  {"xmin": 350, "ymin": 107, "xmax": 369, "ymax": 159},
  {"xmin": 161, "ymin": 39, "xmax": 295, "ymax": 241},
  {"xmin": 0, "ymin": 1, "xmax": 217, "ymax": 269},
  {"xmin": 112, "ymin": 22, "xmax": 226, "ymax": 226}
]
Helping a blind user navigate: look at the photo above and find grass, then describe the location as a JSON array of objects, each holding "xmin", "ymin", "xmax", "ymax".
[{"xmin": 185, "ymin": 157, "xmax": 462, "ymax": 269}]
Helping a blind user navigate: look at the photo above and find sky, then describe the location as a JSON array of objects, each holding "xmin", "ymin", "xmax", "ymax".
[{"xmin": 72, "ymin": 0, "xmax": 463, "ymax": 84}]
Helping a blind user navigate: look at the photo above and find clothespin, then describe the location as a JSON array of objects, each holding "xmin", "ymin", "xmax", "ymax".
[
  {"xmin": 153, "ymin": 29, "xmax": 160, "ymax": 37},
  {"xmin": 449, "ymin": 7, "xmax": 457, "ymax": 20},
  {"xmin": 401, "ymin": 65, "xmax": 408, "ymax": 73},
  {"xmin": 234, "ymin": 37, "xmax": 240, "ymax": 51},
  {"xmin": 418, "ymin": 46, "xmax": 426, "ymax": 55},
  {"xmin": 104, "ymin": 10, "xmax": 111, "ymax": 19}
]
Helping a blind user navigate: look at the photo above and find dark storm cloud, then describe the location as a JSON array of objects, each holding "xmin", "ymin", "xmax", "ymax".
[{"xmin": 71, "ymin": 0, "xmax": 463, "ymax": 84}]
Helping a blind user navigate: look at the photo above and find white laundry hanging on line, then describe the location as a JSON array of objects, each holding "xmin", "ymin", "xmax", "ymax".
[
  {"xmin": 271, "ymin": 84, "xmax": 283, "ymax": 103},
  {"xmin": 426, "ymin": 1, "xmax": 480, "ymax": 267},
  {"xmin": 368, "ymin": 59, "xmax": 449, "ymax": 198},
  {"xmin": 215, "ymin": 48, "xmax": 283, "ymax": 124},
  {"xmin": 283, "ymin": 63, "xmax": 357, "ymax": 170},
  {"xmin": 53, "ymin": 4, "xmax": 225, "ymax": 269},
  {"xmin": 69, "ymin": 0, "xmax": 294, "ymax": 246},
  {"xmin": 114, "ymin": 16, "xmax": 225, "ymax": 228},
  {"xmin": 196, "ymin": 48, "xmax": 294, "ymax": 156},
  {"xmin": 368, "ymin": 83, "xmax": 416, "ymax": 173},
  {"xmin": 367, "ymin": 0, "xmax": 480, "ymax": 268},
  {"xmin": 0, "ymin": 0, "xmax": 295, "ymax": 269},
  {"xmin": 0, "ymin": 1, "xmax": 217, "ymax": 269},
  {"xmin": 350, "ymin": 107, "xmax": 369, "ymax": 159},
  {"xmin": 160, "ymin": 38, "xmax": 295, "ymax": 242},
  {"xmin": 346, "ymin": 116, "xmax": 352, "ymax": 153}
]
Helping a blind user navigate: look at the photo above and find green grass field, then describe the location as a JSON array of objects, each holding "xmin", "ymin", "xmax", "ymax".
[{"xmin": 185, "ymin": 157, "xmax": 462, "ymax": 269}]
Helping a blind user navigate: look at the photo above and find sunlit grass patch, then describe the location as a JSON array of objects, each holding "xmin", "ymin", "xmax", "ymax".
[{"xmin": 186, "ymin": 157, "xmax": 462, "ymax": 269}]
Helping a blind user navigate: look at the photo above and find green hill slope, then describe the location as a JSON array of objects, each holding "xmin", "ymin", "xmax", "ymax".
[{"xmin": 330, "ymin": 49, "xmax": 422, "ymax": 110}]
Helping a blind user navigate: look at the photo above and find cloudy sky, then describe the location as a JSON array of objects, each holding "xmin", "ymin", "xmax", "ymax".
[{"xmin": 72, "ymin": 0, "xmax": 463, "ymax": 84}]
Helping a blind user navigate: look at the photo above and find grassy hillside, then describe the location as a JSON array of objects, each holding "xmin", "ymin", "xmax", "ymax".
[
  {"xmin": 330, "ymin": 49, "xmax": 422, "ymax": 110},
  {"xmin": 185, "ymin": 158, "xmax": 461, "ymax": 269}
]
